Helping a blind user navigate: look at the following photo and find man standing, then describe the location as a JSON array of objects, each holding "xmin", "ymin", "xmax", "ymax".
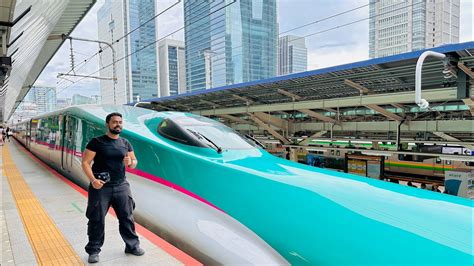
[
  {"xmin": 5, "ymin": 127, "xmax": 11, "ymax": 142},
  {"xmin": 81, "ymin": 112, "xmax": 144, "ymax": 263},
  {"xmin": 0, "ymin": 126, "xmax": 4, "ymax": 145}
]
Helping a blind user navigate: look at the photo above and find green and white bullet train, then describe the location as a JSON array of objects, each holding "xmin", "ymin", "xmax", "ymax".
[{"xmin": 12, "ymin": 105, "xmax": 473, "ymax": 265}]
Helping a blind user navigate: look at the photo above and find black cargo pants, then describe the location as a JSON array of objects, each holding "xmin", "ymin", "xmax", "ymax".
[{"xmin": 85, "ymin": 181, "xmax": 140, "ymax": 255}]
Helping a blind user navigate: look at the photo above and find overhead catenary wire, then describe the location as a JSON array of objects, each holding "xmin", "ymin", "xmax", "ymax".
[
  {"xmin": 45, "ymin": 0, "xmax": 423, "ymax": 109},
  {"xmin": 113, "ymin": 0, "xmax": 181, "ymax": 44},
  {"xmin": 182, "ymin": 1, "xmax": 372, "ymax": 67},
  {"xmin": 56, "ymin": 50, "xmax": 102, "ymax": 87},
  {"xmin": 279, "ymin": 2, "xmax": 371, "ymax": 35},
  {"xmin": 53, "ymin": 0, "xmax": 366, "ymax": 99},
  {"xmin": 83, "ymin": 0, "xmax": 182, "ymax": 60},
  {"xmin": 37, "ymin": 0, "xmax": 186, "ymax": 106},
  {"xmin": 209, "ymin": 0, "xmax": 424, "ymax": 67},
  {"xmin": 47, "ymin": 0, "xmax": 237, "ymax": 104}
]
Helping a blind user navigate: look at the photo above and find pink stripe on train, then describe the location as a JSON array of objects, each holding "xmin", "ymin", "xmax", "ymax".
[
  {"xmin": 126, "ymin": 168, "xmax": 225, "ymax": 213},
  {"xmin": 29, "ymin": 138, "xmax": 221, "ymax": 213}
]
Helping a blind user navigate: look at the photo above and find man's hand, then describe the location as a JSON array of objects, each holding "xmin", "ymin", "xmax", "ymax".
[
  {"xmin": 91, "ymin": 179, "xmax": 105, "ymax": 189},
  {"xmin": 124, "ymin": 155, "xmax": 132, "ymax": 167}
]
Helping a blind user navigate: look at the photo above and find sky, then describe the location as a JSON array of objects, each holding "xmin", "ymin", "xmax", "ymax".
[{"xmin": 34, "ymin": 0, "xmax": 474, "ymax": 100}]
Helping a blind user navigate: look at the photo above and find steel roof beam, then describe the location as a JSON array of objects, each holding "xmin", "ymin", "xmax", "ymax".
[
  {"xmin": 462, "ymin": 98, "xmax": 474, "ymax": 116},
  {"xmin": 249, "ymin": 114, "xmax": 290, "ymax": 144},
  {"xmin": 232, "ymin": 94, "xmax": 255, "ymax": 104},
  {"xmin": 291, "ymin": 137, "xmax": 474, "ymax": 146},
  {"xmin": 194, "ymin": 87, "xmax": 458, "ymax": 116},
  {"xmin": 458, "ymin": 62, "xmax": 474, "ymax": 79},
  {"xmin": 433, "ymin": 131, "xmax": 462, "ymax": 142},
  {"xmin": 293, "ymin": 119, "xmax": 474, "ymax": 133},
  {"xmin": 168, "ymin": 103, "xmax": 189, "ymax": 111},
  {"xmin": 344, "ymin": 79, "xmax": 370, "ymax": 95},
  {"xmin": 299, "ymin": 131, "xmax": 327, "ymax": 146},
  {"xmin": 253, "ymin": 112, "xmax": 290, "ymax": 131},
  {"xmin": 365, "ymin": 104, "xmax": 403, "ymax": 121},
  {"xmin": 391, "ymin": 103, "xmax": 406, "ymax": 110},
  {"xmin": 217, "ymin": 114, "xmax": 252, "ymax": 125},
  {"xmin": 200, "ymin": 99, "xmax": 221, "ymax": 107},
  {"xmin": 277, "ymin": 89, "xmax": 302, "ymax": 100},
  {"xmin": 432, "ymin": 132, "xmax": 473, "ymax": 150},
  {"xmin": 233, "ymin": 119, "xmax": 474, "ymax": 134},
  {"xmin": 321, "ymin": 108, "xmax": 338, "ymax": 113},
  {"xmin": 298, "ymin": 109, "xmax": 338, "ymax": 124},
  {"xmin": 283, "ymin": 145, "xmax": 474, "ymax": 162}
]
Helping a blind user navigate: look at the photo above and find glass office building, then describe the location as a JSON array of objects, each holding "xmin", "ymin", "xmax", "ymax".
[
  {"xmin": 184, "ymin": 0, "xmax": 277, "ymax": 92},
  {"xmin": 369, "ymin": 0, "xmax": 460, "ymax": 58},
  {"xmin": 97, "ymin": 0, "xmax": 158, "ymax": 104},
  {"xmin": 158, "ymin": 39, "xmax": 186, "ymax": 97},
  {"xmin": 24, "ymin": 86, "xmax": 57, "ymax": 114},
  {"xmin": 278, "ymin": 35, "xmax": 307, "ymax": 75}
]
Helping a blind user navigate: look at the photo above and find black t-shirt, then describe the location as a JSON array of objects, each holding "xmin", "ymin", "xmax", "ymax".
[{"xmin": 86, "ymin": 135, "xmax": 133, "ymax": 185}]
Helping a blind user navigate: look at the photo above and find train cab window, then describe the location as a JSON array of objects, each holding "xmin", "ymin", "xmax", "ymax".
[
  {"xmin": 158, "ymin": 119, "xmax": 206, "ymax": 147},
  {"xmin": 435, "ymin": 158, "xmax": 442, "ymax": 164},
  {"xmin": 158, "ymin": 116, "xmax": 257, "ymax": 150}
]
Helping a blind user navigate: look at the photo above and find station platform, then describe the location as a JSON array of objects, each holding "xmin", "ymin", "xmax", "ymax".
[{"xmin": 1, "ymin": 140, "xmax": 201, "ymax": 265}]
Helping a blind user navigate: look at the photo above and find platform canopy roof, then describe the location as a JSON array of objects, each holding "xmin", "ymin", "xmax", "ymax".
[
  {"xmin": 0, "ymin": 0, "xmax": 96, "ymax": 122},
  {"xmin": 136, "ymin": 42, "xmax": 474, "ymax": 117}
]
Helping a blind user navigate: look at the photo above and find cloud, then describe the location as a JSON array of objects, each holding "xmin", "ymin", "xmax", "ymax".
[
  {"xmin": 156, "ymin": 0, "xmax": 185, "ymax": 41},
  {"xmin": 31, "ymin": 0, "xmax": 473, "ymax": 103},
  {"xmin": 460, "ymin": 0, "xmax": 473, "ymax": 42},
  {"xmin": 308, "ymin": 42, "xmax": 368, "ymax": 70},
  {"xmin": 313, "ymin": 41, "xmax": 358, "ymax": 49}
]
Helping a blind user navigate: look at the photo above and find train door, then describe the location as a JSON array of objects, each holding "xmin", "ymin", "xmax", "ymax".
[
  {"xmin": 26, "ymin": 120, "xmax": 31, "ymax": 149},
  {"xmin": 434, "ymin": 157, "xmax": 444, "ymax": 177},
  {"xmin": 28, "ymin": 119, "xmax": 40, "ymax": 150},
  {"xmin": 61, "ymin": 115, "xmax": 76, "ymax": 172}
]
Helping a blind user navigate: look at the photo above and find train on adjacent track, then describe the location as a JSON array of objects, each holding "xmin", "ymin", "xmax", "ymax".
[
  {"xmin": 265, "ymin": 140, "xmax": 474, "ymax": 181},
  {"xmin": 12, "ymin": 105, "xmax": 472, "ymax": 265}
]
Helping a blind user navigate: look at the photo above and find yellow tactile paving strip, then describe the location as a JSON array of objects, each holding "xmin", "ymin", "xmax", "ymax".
[{"xmin": 2, "ymin": 144, "xmax": 83, "ymax": 265}]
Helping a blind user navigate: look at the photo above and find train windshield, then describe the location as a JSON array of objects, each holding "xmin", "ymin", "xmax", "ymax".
[{"xmin": 158, "ymin": 116, "xmax": 259, "ymax": 150}]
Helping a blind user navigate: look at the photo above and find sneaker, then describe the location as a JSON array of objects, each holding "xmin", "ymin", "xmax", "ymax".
[
  {"xmin": 88, "ymin": 253, "xmax": 100, "ymax": 263},
  {"xmin": 124, "ymin": 247, "xmax": 145, "ymax": 256}
]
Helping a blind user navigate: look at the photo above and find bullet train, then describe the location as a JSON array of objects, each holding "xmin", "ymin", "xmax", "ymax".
[{"xmin": 12, "ymin": 105, "xmax": 473, "ymax": 265}]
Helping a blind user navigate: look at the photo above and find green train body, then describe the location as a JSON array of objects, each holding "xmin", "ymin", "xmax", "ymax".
[{"xmin": 13, "ymin": 105, "xmax": 473, "ymax": 265}]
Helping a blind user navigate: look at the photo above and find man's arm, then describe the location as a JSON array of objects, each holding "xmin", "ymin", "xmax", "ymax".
[
  {"xmin": 82, "ymin": 149, "xmax": 104, "ymax": 189},
  {"xmin": 125, "ymin": 151, "xmax": 138, "ymax": 169}
]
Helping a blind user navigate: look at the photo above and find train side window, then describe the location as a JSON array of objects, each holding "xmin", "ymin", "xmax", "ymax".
[
  {"xmin": 435, "ymin": 158, "xmax": 442, "ymax": 164},
  {"xmin": 75, "ymin": 119, "xmax": 83, "ymax": 153},
  {"xmin": 445, "ymin": 160, "xmax": 452, "ymax": 165}
]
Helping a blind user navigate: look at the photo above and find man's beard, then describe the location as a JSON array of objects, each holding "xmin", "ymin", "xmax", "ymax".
[{"xmin": 109, "ymin": 126, "xmax": 121, "ymax": 135}]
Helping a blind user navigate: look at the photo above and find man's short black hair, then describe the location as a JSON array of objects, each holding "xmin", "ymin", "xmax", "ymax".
[{"xmin": 106, "ymin": 112, "xmax": 122, "ymax": 123}]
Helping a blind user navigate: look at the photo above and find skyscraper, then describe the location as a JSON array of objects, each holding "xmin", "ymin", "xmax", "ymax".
[
  {"xmin": 278, "ymin": 35, "xmax": 308, "ymax": 75},
  {"xmin": 25, "ymin": 86, "xmax": 57, "ymax": 114},
  {"xmin": 184, "ymin": 0, "xmax": 278, "ymax": 92},
  {"xmin": 97, "ymin": 0, "xmax": 158, "ymax": 104},
  {"xmin": 369, "ymin": 0, "xmax": 460, "ymax": 58},
  {"xmin": 158, "ymin": 39, "xmax": 186, "ymax": 97}
]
